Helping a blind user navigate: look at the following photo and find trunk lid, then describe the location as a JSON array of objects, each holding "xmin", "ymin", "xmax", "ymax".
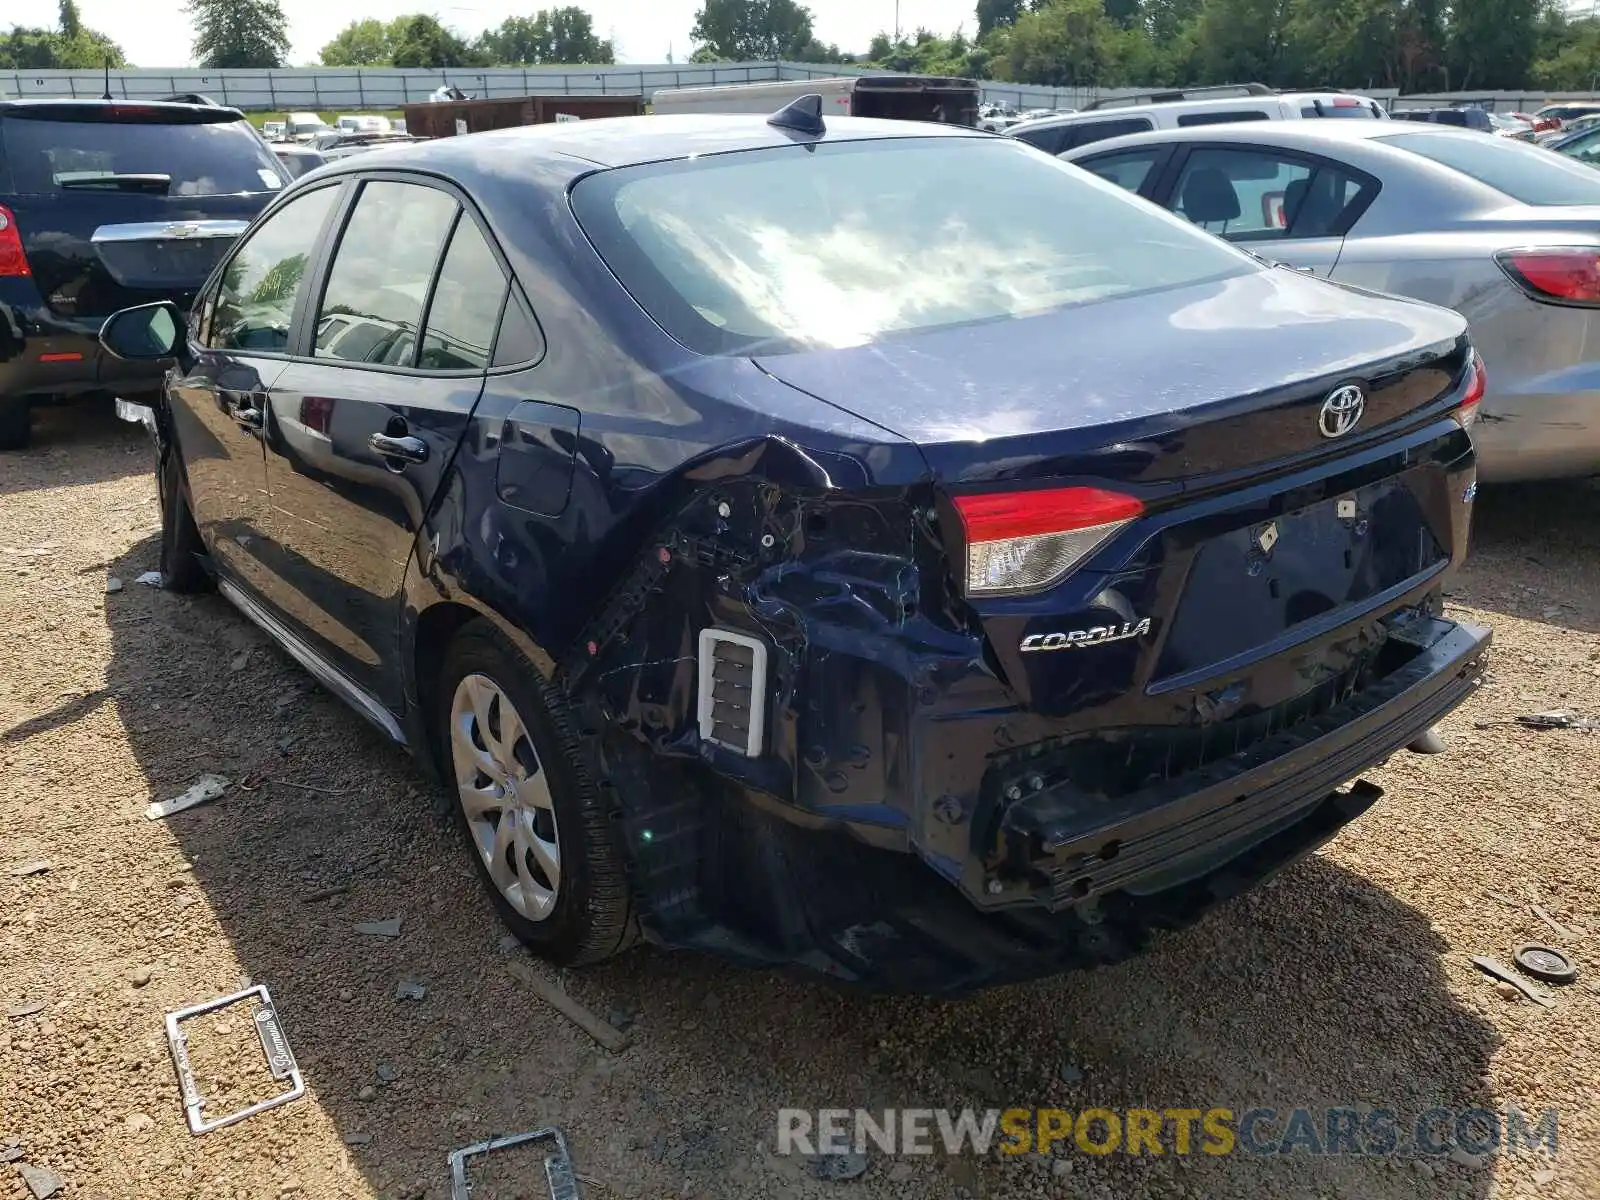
[
  {"xmin": 0, "ymin": 104, "xmax": 286, "ymax": 318},
  {"xmin": 752, "ymin": 267, "xmax": 1466, "ymax": 486},
  {"xmin": 757, "ymin": 266, "xmax": 1475, "ymax": 721}
]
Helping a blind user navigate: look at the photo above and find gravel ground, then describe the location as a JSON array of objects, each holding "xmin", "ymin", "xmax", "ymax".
[{"xmin": 2, "ymin": 404, "xmax": 1597, "ymax": 1200}]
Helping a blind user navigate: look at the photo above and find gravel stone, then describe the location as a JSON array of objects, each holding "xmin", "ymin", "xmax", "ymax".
[{"xmin": 2, "ymin": 403, "xmax": 1599, "ymax": 1200}]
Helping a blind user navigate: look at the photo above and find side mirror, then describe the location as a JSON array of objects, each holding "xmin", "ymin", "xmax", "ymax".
[{"xmin": 99, "ymin": 302, "xmax": 184, "ymax": 362}]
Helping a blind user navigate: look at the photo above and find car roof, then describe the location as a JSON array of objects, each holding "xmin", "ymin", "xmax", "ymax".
[
  {"xmin": 1055, "ymin": 118, "xmax": 1471, "ymax": 156},
  {"xmin": 1007, "ymin": 92, "xmax": 1370, "ymax": 134},
  {"xmin": 312, "ymin": 113, "xmax": 987, "ymax": 174},
  {"xmin": 0, "ymin": 97, "xmax": 243, "ymax": 119}
]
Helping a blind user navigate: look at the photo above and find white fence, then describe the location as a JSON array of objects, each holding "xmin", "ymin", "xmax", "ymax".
[{"xmin": 2, "ymin": 61, "xmax": 1588, "ymax": 114}]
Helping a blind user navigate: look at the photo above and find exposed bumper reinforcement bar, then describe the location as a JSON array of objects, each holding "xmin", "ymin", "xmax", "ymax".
[{"xmin": 986, "ymin": 617, "xmax": 1491, "ymax": 912}]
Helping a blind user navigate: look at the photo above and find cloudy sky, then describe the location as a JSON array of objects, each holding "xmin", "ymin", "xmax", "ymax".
[{"xmin": 59, "ymin": 0, "xmax": 980, "ymax": 67}]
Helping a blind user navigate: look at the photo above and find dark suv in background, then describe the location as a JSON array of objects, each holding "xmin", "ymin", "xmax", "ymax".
[{"xmin": 0, "ymin": 99, "xmax": 288, "ymax": 449}]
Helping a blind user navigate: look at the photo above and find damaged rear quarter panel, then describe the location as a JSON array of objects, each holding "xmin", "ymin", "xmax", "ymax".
[{"xmin": 398, "ymin": 182, "xmax": 957, "ymax": 829}]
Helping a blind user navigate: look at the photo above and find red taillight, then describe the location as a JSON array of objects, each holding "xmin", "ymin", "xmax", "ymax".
[
  {"xmin": 1456, "ymin": 350, "xmax": 1487, "ymax": 430},
  {"xmin": 0, "ymin": 206, "xmax": 30, "ymax": 277},
  {"xmin": 38, "ymin": 352, "xmax": 83, "ymax": 363},
  {"xmin": 1332, "ymin": 97, "xmax": 1361, "ymax": 108},
  {"xmin": 953, "ymin": 486, "xmax": 1144, "ymax": 596},
  {"xmin": 1495, "ymin": 248, "xmax": 1600, "ymax": 305}
]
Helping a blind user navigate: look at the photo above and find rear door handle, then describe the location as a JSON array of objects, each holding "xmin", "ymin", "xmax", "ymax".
[
  {"xmin": 369, "ymin": 432, "xmax": 429, "ymax": 466},
  {"xmin": 221, "ymin": 390, "xmax": 264, "ymax": 430}
]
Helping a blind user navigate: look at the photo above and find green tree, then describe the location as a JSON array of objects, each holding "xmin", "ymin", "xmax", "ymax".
[
  {"xmin": 1445, "ymin": 0, "xmax": 1541, "ymax": 89},
  {"xmin": 0, "ymin": 2, "xmax": 126, "ymax": 70},
  {"xmin": 319, "ymin": 17, "xmax": 404, "ymax": 66},
  {"xmin": 867, "ymin": 28, "xmax": 991, "ymax": 77},
  {"xmin": 187, "ymin": 0, "xmax": 292, "ymax": 68},
  {"xmin": 475, "ymin": 7, "xmax": 615, "ymax": 65},
  {"xmin": 690, "ymin": 0, "xmax": 818, "ymax": 60},
  {"xmin": 992, "ymin": 0, "xmax": 1149, "ymax": 86},
  {"xmin": 977, "ymin": 0, "xmax": 1025, "ymax": 37},
  {"xmin": 390, "ymin": 14, "xmax": 483, "ymax": 68}
]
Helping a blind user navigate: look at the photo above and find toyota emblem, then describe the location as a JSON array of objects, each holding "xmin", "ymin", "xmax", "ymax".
[{"xmin": 1318, "ymin": 384, "xmax": 1365, "ymax": 439}]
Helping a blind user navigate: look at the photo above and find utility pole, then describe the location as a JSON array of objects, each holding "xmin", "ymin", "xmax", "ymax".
[{"xmin": 894, "ymin": 0, "xmax": 901, "ymax": 43}]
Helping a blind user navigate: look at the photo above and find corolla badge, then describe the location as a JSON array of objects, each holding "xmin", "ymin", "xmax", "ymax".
[
  {"xmin": 1318, "ymin": 384, "xmax": 1365, "ymax": 439},
  {"xmin": 1020, "ymin": 618, "xmax": 1152, "ymax": 653}
]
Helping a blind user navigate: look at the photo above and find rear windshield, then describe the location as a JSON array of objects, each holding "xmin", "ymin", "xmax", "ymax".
[
  {"xmin": 0, "ymin": 114, "xmax": 285, "ymax": 196},
  {"xmin": 571, "ymin": 136, "xmax": 1252, "ymax": 355},
  {"xmin": 1377, "ymin": 130, "xmax": 1600, "ymax": 205}
]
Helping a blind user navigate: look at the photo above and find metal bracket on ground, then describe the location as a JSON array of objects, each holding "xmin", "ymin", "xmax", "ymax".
[
  {"xmin": 448, "ymin": 1127, "xmax": 581, "ymax": 1200},
  {"xmin": 164, "ymin": 983, "xmax": 306, "ymax": 1134}
]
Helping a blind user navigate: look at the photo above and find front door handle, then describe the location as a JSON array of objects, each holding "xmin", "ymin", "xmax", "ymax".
[{"xmin": 370, "ymin": 432, "xmax": 429, "ymax": 466}]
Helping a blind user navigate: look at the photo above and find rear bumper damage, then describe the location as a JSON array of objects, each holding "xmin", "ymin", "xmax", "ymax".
[
  {"xmin": 611, "ymin": 618, "xmax": 1486, "ymax": 994},
  {"xmin": 560, "ymin": 454, "xmax": 1489, "ymax": 992},
  {"xmin": 987, "ymin": 616, "xmax": 1490, "ymax": 915}
]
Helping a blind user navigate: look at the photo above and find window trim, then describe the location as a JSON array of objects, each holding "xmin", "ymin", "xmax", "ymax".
[
  {"xmin": 1158, "ymin": 141, "xmax": 1381, "ymax": 244},
  {"xmin": 285, "ymin": 168, "xmax": 546, "ymax": 378},
  {"xmin": 197, "ymin": 178, "xmax": 348, "ymax": 361}
]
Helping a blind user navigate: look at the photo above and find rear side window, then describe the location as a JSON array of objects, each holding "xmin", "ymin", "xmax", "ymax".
[
  {"xmin": 315, "ymin": 181, "xmax": 458, "ymax": 367},
  {"xmin": 1061, "ymin": 117, "xmax": 1154, "ymax": 151},
  {"xmin": 572, "ymin": 136, "xmax": 1253, "ymax": 355},
  {"xmin": 1176, "ymin": 110, "xmax": 1272, "ymax": 128},
  {"xmin": 1168, "ymin": 147, "xmax": 1374, "ymax": 241},
  {"xmin": 419, "ymin": 217, "xmax": 506, "ymax": 371},
  {"xmin": 0, "ymin": 113, "xmax": 285, "ymax": 196},
  {"xmin": 1073, "ymin": 147, "xmax": 1166, "ymax": 194},
  {"xmin": 1012, "ymin": 125, "xmax": 1066, "ymax": 154},
  {"xmin": 1379, "ymin": 131, "xmax": 1600, "ymax": 206},
  {"xmin": 207, "ymin": 185, "xmax": 340, "ymax": 353}
]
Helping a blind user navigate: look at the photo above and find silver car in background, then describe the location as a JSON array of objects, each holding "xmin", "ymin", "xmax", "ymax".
[{"xmin": 1062, "ymin": 122, "xmax": 1600, "ymax": 482}]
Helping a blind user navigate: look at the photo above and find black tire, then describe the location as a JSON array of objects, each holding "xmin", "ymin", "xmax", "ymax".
[
  {"xmin": 437, "ymin": 620, "xmax": 634, "ymax": 965},
  {"xmin": 158, "ymin": 446, "xmax": 212, "ymax": 593},
  {"xmin": 0, "ymin": 396, "xmax": 30, "ymax": 452}
]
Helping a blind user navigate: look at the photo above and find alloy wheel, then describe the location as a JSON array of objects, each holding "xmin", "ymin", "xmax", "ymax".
[{"xmin": 449, "ymin": 673, "xmax": 561, "ymax": 921}]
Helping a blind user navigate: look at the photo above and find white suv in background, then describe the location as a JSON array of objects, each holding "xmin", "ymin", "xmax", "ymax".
[{"xmin": 1008, "ymin": 83, "xmax": 1388, "ymax": 155}]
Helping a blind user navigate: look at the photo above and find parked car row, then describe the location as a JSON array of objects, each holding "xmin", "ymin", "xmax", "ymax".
[{"xmin": 1010, "ymin": 89, "xmax": 1600, "ymax": 483}]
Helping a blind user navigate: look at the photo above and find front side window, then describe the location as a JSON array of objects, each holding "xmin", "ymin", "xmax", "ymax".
[
  {"xmin": 1168, "ymin": 147, "xmax": 1371, "ymax": 241},
  {"xmin": 208, "ymin": 185, "xmax": 340, "ymax": 353},
  {"xmin": 315, "ymin": 181, "xmax": 459, "ymax": 367},
  {"xmin": 572, "ymin": 136, "xmax": 1254, "ymax": 355},
  {"xmin": 1378, "ymin": 130, "xmax": 1600, "ymax": 206}
]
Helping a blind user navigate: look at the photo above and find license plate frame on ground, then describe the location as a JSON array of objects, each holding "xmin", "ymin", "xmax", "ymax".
[
  {"xmin": 448, "ymin": 1127, "xmax": 581, "ymax": 1200},
  {"xmin": 163, "ymin": 983, "xmax": 305, "ymax": 1135}
]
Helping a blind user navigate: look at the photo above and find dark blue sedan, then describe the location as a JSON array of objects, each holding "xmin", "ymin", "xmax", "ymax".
[{"xmin": 100, "ymin": 102, "xmax": 1492, "ymax": 993}]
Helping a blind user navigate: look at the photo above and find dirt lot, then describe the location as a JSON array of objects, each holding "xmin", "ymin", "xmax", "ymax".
[{"xmin": 2, "ymin": 404, "xmax": 1598, "ymax": 1200}]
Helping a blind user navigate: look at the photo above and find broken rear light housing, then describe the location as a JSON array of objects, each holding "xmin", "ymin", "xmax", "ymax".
[
  {"xmin": 953, "ymin": 486, "xmax": 1144, "ymax": 597},
  {"xmin": 1495, "ymin": 248, "xmax": 1600, "ymax": 306}
]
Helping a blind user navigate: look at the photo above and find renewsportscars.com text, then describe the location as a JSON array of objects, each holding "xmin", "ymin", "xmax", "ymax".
[{"xmin": 777, "ymin": 1105, "xmax": 1559, "ymax": 1158}]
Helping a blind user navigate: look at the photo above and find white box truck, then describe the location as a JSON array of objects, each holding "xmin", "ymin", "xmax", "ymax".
[{"xmin": 650, "ymin": 75, "xmax": 981, "ymax": 127}]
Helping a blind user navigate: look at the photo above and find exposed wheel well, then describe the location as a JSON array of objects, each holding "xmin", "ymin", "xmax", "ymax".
[{"xmin": 412, "ymin": 601, "xmax": 480, "ymax": 765}]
